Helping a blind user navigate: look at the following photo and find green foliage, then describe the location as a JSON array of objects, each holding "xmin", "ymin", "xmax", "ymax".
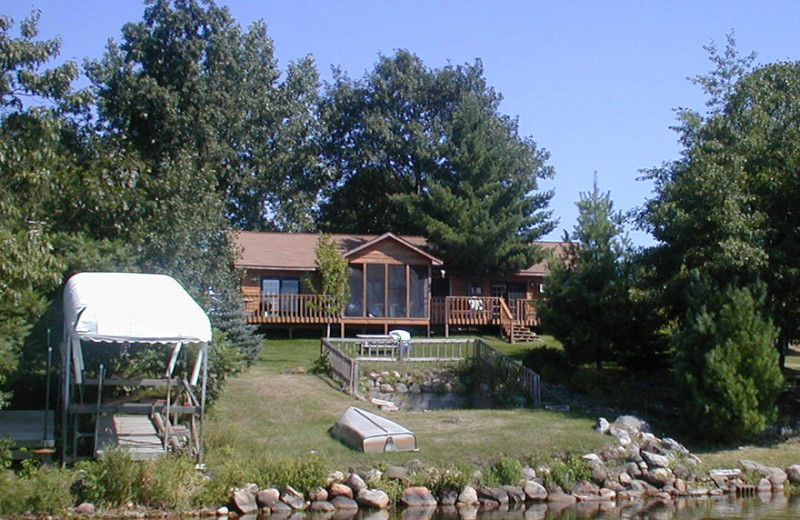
[
  {"xmin": 540, "ymin": 456, "xmax": 592, "ymax": 490},
  {"xmin": 258, "ymin": 453, "xmax": 330, "ymax": 493},
  {"xmin": 412, "ymin": 464, "xmax": 474, "ymax": 496},
  {"xmin": 540, "ymin": 178, "xmax": 665, "ymax": 369},
  {"xmin": 308, "ymin": 234, "xmax": 351, "ymax": 321},
  {"xmin": 485, "ymin": 456, "xmax": 523, "ymax": 486},
  {"xmin": 320, "ymin": 50, "xmax": 554, "ymax": 276},
  {"xmin": 16, "ymin": 460, "xmax": 78, "ymax": 514},
  {"xmin": 674, "ymin": 279, "xmax": 783, "ymax": 441},
  {"xmin": 522, "ymin": 346, "xmax": 572, "ymax": 383}
]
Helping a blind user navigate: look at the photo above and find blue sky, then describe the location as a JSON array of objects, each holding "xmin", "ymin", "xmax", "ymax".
[{"xmin": 7, "ymin": 1, "xmax": 800, "ymax": 245}]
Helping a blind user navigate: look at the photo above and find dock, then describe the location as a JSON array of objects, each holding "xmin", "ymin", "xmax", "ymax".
[
  {"xmin": 0, "ymin": 410, "xmax": 55, "ymax": 455},
  {"xmin": 94, "ymin": 414, "xmax": 166, "ymax": 460}
]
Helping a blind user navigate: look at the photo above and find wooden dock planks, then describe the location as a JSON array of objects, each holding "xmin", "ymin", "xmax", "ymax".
[{"xmin": 95, "ymin": 414, "xmax": 166, "ymax": 460}]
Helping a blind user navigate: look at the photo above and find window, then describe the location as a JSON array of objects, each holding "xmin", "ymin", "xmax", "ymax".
[
  {"xmin": 346, "ymin": 265, "xmax": 363, "ymax": 317},
  {"xmin": 409, "ymin": 265, "xmax": 428, "ymax": 317},
  {"xmin": 260, "ymin": 277, "xmax": 300, "ymax": 314},
  {"xmin": 366, "ymin": 264, "xmax": 385, "ymax": 317},
  {"xmin": 388, "ymin": 265, "xmax": 406, "ymax": 317}
]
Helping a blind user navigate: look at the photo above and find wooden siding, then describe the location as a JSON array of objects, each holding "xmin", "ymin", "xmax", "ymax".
[{"xmin": 348, "ymin": 240, "xmax": 432, "ymax": 265}]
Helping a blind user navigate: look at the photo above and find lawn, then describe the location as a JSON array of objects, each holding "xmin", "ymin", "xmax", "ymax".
[
  {"xmin": 206, "ymin": 336, "xmax": 604, "ymax": 470},
  {"xmin": 207, "ymin": 336, "xmax": 800, "ymax": 472}
]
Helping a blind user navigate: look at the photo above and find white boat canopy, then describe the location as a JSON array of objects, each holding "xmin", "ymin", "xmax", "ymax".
[{"xmin": 64, "ymin": 272, "xmax": 212, "ymax": 344}]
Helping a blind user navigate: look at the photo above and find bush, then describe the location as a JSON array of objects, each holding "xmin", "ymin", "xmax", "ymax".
[
  {"xmin": 260, "ymin": 453, "xmax": 330, "ymax": 493},
  {"xmin": 413, "ymin": 464, "xmax": 474, "ymax": 496},
  {"xmin": 523, "ymin": 347, "xmax": 572, "ymax": 383},
  {"xmin": 19, "ymin": 460, "xmax": 78, "ymax": 514},
  {"xmin": 75, "ymin": 449, "xmax": 144, "ymax": 506},
  {"xmin": 540, "ymin": 456, "xmax": 592, "ymax": 490},
  {"xmin": 481, "ymin": 456, "xmax": 523, "ymax": 486}
]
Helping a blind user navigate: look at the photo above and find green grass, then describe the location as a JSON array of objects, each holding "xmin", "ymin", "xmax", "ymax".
[{"xmin": 207, "ymin": 336, "xmax": 603, "ymax": 470}]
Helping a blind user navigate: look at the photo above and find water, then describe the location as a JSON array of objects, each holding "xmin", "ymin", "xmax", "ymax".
[{"xmin": 310, "ymin": 494, "xmax": 800, "ymax": 520}]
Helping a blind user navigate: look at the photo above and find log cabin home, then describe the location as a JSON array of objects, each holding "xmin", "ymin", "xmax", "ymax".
[{"xmin": 235, "ymin": 231, "xmax": 563, "ymax": 342}]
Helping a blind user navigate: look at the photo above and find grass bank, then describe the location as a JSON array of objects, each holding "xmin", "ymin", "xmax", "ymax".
[{"xmin": 206, "ymin": 336, "xmax": 603, "ymax": 469}]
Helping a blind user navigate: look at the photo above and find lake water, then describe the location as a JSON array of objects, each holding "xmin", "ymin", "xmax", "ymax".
[{"xmin": 330, "ymin": 493, "xmax": 800, "ymax": 520}]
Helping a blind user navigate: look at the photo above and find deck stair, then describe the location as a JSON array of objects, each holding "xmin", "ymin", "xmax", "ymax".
[
  {"xmin": 94, "ymin": 414, "xmax": 166, "ymax": 460},
  {"xmin": 505, "ymin": 323, "xmax": 540, "ymax": 343}
]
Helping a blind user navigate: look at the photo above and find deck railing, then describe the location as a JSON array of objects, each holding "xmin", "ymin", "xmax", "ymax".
[
  {"xmin": 319, "ymin": 337, "xmax": 540, "ymax": 406},
  {"xmin": 243, "ymin": 287, "xmax": 338, "ymax": 323}
]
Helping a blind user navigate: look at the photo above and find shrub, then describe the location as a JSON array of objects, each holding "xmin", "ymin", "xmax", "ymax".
[
  {"xmin": 75, "ymin": 449, "xmax": 144, "ymax": 506},
  {"xmin": 523, "ymin": 347, "xmax": 572, "ymax": 383},
  {"xmin": 18, "ymin": 460, "xmax": 77, "ymax": 514},
  {"xmin": 259, "ymin": 453, "xmax": 330, "ymax": 493},
  {"xmin": 540, "ymin": 456, "xmax": 592, "ymax": 490},
  {"xmin": 413, "ymin": 464, "xmax": 474, "ymax": 496}
]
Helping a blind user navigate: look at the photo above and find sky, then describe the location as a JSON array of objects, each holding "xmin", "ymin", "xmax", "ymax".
[{"xmin": 7, "ymin": 1, "xmax": 800, "ymax": 245}]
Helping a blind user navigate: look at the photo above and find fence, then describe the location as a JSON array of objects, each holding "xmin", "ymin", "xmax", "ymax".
[{"xmin": 319, "ymin": 337, "xmax": 540, "ymax": 406}]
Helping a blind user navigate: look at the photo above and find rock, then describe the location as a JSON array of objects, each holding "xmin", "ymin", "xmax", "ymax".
[
  {"xmin": 327, "ymin": 471, "xmax": 346, "ymax": 485},
  {"xmin": 384, "ymin": 466, "xmax": 409, "ymax": 481},
  {"xmin": 522, "ymin": 467, "xmax": 537, "ymax": 480},
  {"xmin": 75, "ymin": 503, "xmax": 96, "ymax": 516},
  {"xmin": 270, "ymin": 500, "xmax": 292, "ymax": 513},
  {"xmin": 673, "ymin": 464, "xmax": 691, "ymax": 480},
  {"xmin": 640, "ymin": 450, "xmax": 670, "ymax": 469},
  {"xmin": 309, "ymin": 501, "xmax": 335, "ymax": 512},
  {"xmin": 595, "ymin": 417, "xmax": 610, "ymax": 434},
  {"xmin": 642, "ymin": 467, "xmax": 673, "ymax": 488},
  {"xmin": 758, "ymin": 478, "xmax": 772, "ymax": 493},
  {"xmin": 439, "ymin": 491, "xmax": 458, "ymax": 506},
  {"xmin": 523, "ymin": 480, "xmax": 548, "ymax": 501},
  {"xmin": 624, "ymin": 462, "xmax": 642, "ymax": 478},
  {"xmin": 409, "ymin": 383, "xmax": 422, "ymax": 394},
  {"xmin": 357, "ymin": 489, "xmax": 390, "ymax": 509},
  {"xmin": 618, "ymin": 472, "xmax": 632, "ymax": 486},
  {"xmin": 769, "ymin": 471, "xmax": 788, "ymax": 489},
  {"xmin": 603, "ymin": 481, "xmax": 625, "ymax": 492},
  {"xmin": 366, "ymin": 468, "xmax": 383, "ymax": 482},
  {"xmin": 329, "ymin": 482, "xmax": 354, "ymax": 499},
  {"xmin": 609, "ymin": 426, "xmax": 632, "ymax": 446},
  {"xmin": 662, "ymin": 437, "xmax": 690, "ymax": 455},
  {"xmin": 599, "ymin": 488, "xmax": 616, "ymax": 500},
  {"xmin": 570, "ymin": 481, "xmax": 600, "ymax": 500},
  {"xmin": 395, "ymin": 383, "xmax": 409, "ymax": 393},
  {"xmin": 286, "ymin": 366, "xmax": 306, "ymax": 374},
  {"xmin": 379, "ymin": 383, "xmax": 394, "ymax": 393},
  {"xmin": 500, "ymin": 485, "xmax": 526, "ymax": 503},
  {"xmin": 401, "ymin": 506, "xmax": 437, "ymax": 520},
  {"xmin": 280, "ymin": 490, "xmax": 306, "ymax": 511},
  {"xmin": 477, "ymin": 487, "xmax": 508, "ymax": 505},
  {"xmin": 786, "ymin": 464, "xmax": 800, "ymax": 484},
  {"xmin": 404, "ymin": 459, "xmax": 424, "ymax": 470},
  {"xmin": 401, "ymin": 487, "xmax": 437, "ymax": 507},
  {"xmin": 588, "ymin": 461, "xmax": 608, "ymax": 484},
  {"xmin": 674, "ymin": 478, "xmax": 687, "ymax": 494},
  {"xmin": 477, "ymin": 498, "xmax": 499, "ymax": 509},
  {"xmin": 546, "ymin": 488, "xmax": 576, "ymax": 504},
  {"xmin": 330, "ymin": 496, "xmax": 359, "ymax": 510},
  {"xmin": 309, "ymin": 487, "xmax": 329, "ymax": 502},
  {"xmin": 214, "ymin": 507, "xmax": 228, "ymax": 517},
  {"xmin": 582, "ymin": 453, "xmax": 602, "ymax": 463},
  {"xmin": 741, "ymin": 460, "xmax": 784, "ymax": 477},
  {"xmin": 232, "ymin": 488, "xmax": 258, "ymax": 515},
  {"xmin": 457, "ymin": 485, "xmax": 479, "ymax": 506},
  {"xmin": 346, "ymin": 473, "xmax": 368, "ymax": 494},
  {"xmin": 614, "ymin": 415, "xmax": 651, "ymax": 434},
  {"xmin": 256, "ymin": 488, "xmax": 280, "ymax": 508}
]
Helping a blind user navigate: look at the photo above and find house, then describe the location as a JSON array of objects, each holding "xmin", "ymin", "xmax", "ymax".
[{"xmin": 234, "ymin": 231, "xmax": 563, "ymax": 342}]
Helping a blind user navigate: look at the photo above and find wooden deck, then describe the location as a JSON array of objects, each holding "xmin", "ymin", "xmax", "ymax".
[
  {"xmin": 95, "ymin": 415, "xmax": 166, "ymax": 460},
  {"xmin": 0, "ymin": 410, "xmax": 55, "ymax": 450}
]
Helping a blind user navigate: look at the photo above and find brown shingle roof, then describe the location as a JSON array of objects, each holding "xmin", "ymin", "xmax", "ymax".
[{"xmin": 234, "ymin": 231, "xmax": 565, "ymax": 275}]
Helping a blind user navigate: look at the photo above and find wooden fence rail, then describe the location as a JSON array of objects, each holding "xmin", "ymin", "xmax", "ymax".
[{"xmin": 320, "ymin": 337, "xmax": 541, "ymax": 407}]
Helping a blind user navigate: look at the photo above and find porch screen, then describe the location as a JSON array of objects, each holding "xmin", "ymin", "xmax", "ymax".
[
  {"xmin": 346, "ymin": 265, "xmax": 363, "ymax": 317},
  {"xmin": 409, "ymin": 265, "xmax": 428, "ymax": 317},
  {"xmin": 388, "ymin": 265, "xmax": 406, "ymax": 317},
  {"xmin": 366, "ymin": 264, "xmax": 385, "ymax": 317}
]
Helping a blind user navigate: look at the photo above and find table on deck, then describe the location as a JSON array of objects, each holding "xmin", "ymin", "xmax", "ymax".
[{"xmin": 356, "ymin": 334, "xmax": 398, "ymax": 356}]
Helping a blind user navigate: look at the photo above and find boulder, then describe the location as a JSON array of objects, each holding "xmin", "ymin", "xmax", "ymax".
[
  {"xmin": 786, "ymin": 464, "xmax": 800, "ymax": 484},
  {"xmin": 309, "ymin": 501, "xmax": 336, "ymax": 512},
  {"xmin": 614, "ymin": 415, "xmax": 651, "ymax": 434},
  {"xmin": 346, "ymin": 473, "xmax": 368, "ymax": 494},
  {"xmin": 477, "ymin": 498, "xmax": 499, "ymax": 509},
  {"xmin": 640, "ymin": 450, "xmax": 670, "ymax": 469},
  {"xmin": 379, "ymin": 383, "xmax": 394, "ymax": 393},
  {"xmin": 546, "ymin": 488, "xmax": 577, "ymax": 504},
  {"xmin": 457, "ymin": 485, "xmax": 479, "ymax": 506},
  {"xmin": 500, "ymin": 485, "xmax": 526, "ymax": 503},
  {"xmin": 401, "ymin": 487, "xmax": 437, "ymax": 507},
  {"xmin": 214, "ymin": 506, "xmax": 228, "ymax": 517},
  {"xmin": 523, "ymin": 480, "xmax": 548, "ymax": 501},
  {"xmin": 618, "ymin": 471, "xmax": 632, "ymax": 486},
  {"xmin": 522, "ymin": 467, "xmax": 537, "ymax": 481},
  {"xmin": 588, "ymin": 461, "xmax": 608, "ymax": 484},
  {"xmin": 642, "ymin": 467, "xmax": 673, "ymax": 488},
  {"xmin": 570, "ymin": 481, "xmax": 600, "ymax": 500},
  {"xmin": 280, "ymin": 491, "xmax": 306, "ymax": 511},
  {"xmin": 401, "ymin": 506, "xmax": 436, "ymax": 520},
  {"xmin": 758, "ymin": 478, "xmax": 772, "ymax": 493},
  {"xmin": 595, "ymin": 417, "xmax": 610, "ymax": 434},
  {"xmin": 256, "ymin": 488, "xmax": 280, "ymax": 508},
  {"xmin": 409, "ymin": 383, "xmax": 422, "ymax": 394},
  {"xmin": 582, "ymin": 453, "xmax": 602, "ymax": 463},
  {"xmin": 395, "ymin": 382, "xmax": 409, "ymax": 393},
  {"xmin": 232, "ymin": 488, "xmax": 258, "ymax": 515},
  {"xmin": 309, "ymin": 487, "xmax": 329, "ymax": 502},
  {"xmin": 384, "ymin": 466, "xmax": 409, "ymax": 481},
  {"xmin": 327, "ymin": 470, "xmax": 346, "ymax": 485},
  {"xmin": 270, "ymin": 500, "xmax": 292, "ymax": 513},
  {"xmin": 357, "ymin": 489, "xmax": 391, "ymax": 509},
  {"xmin": 609, "ymin": 426, "xmax": 632, "ymax": 446},
  {"xmin": 330, "ymin": 496, "xmax": 359, "ymax": 510},
  {"xmin": 662, "ymin": 437, "xmax": 690, "ymax": 455},
  {"xmin": 75, "ymin": 503, "xmax": 96, "ymax": 516},
  {"xmin": 329, "ymin": 482, "xmax": 354, "ymax": 499},
  {"xmin": 439, "ymin": 491, "xmax": 458, "ymax": 506},
  {"xmin": 477, "ymin": 487, "xmax": 508, "ymax": 505},
  {"xmin": 599, "ymin": 488, "xmax": 616, "ymax": 500},
  {"xmin": 741, "ymin": 460, "xmax": 784, "ymax": 477}
]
